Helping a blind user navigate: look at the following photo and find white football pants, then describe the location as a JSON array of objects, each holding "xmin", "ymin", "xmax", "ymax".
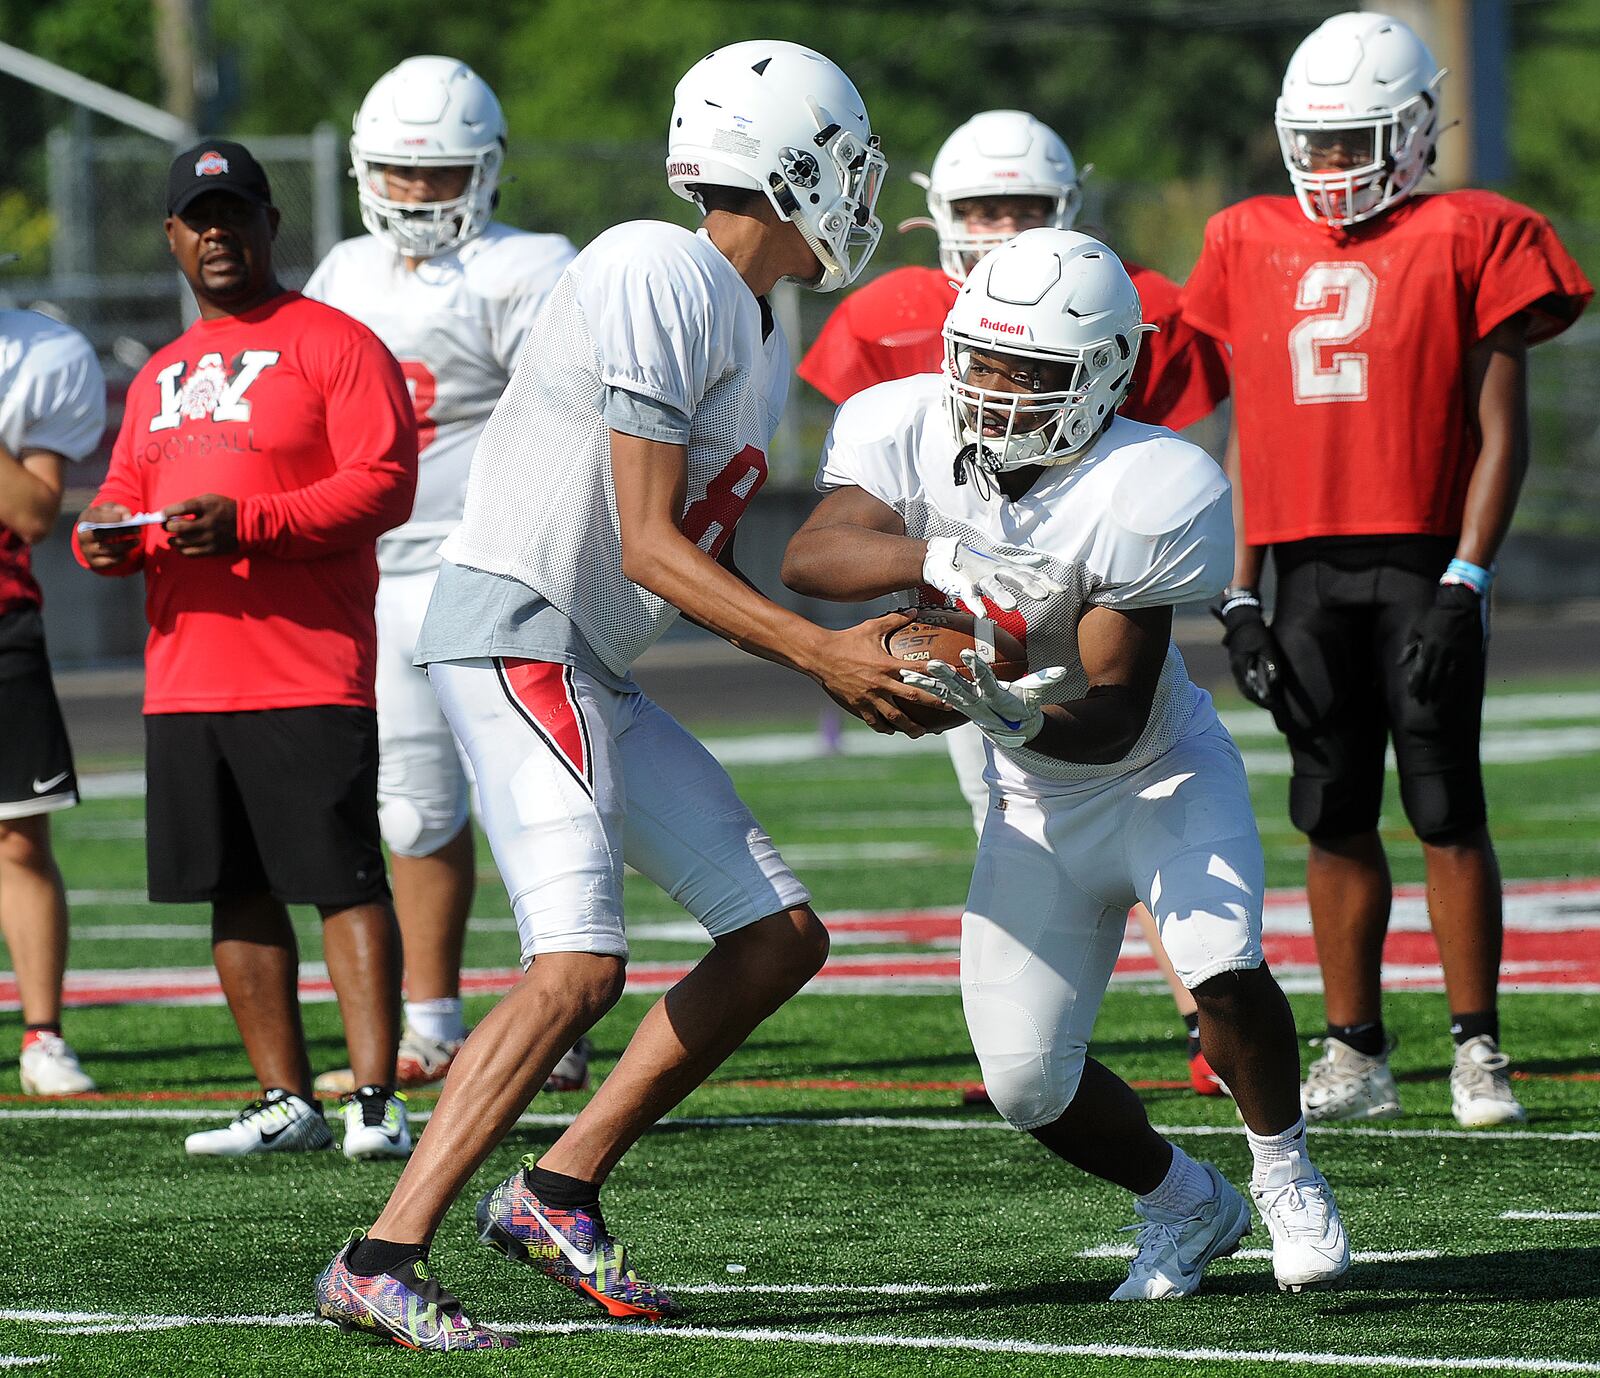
[
  {"xmin": 430, "ymin": 657, "xmax": 810, "ymax": 964},
  {"xmin": 963, "ymin": 719, "xmax": 1265, "ymax": 1130},
  {"xmin": 376, "ymin": 569, "xmax": 474, "ymax": 857}
]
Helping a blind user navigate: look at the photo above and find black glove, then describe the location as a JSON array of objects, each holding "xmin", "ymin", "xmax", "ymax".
[
  {"xmin": 1212, "ymin": 592, "xmax": 1283, "ymax": 711},
  {"xmin": 1400, "ymin": 581, "xmax": 1485, "ymax": 704}
]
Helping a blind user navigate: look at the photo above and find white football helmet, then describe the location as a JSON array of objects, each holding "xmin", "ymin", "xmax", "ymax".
[
  {"xmin": 667, "ymin": 41, "xmax": 886, "ymax": 293},
  {"xmin": 1275, "ymin": 12, "xmax": 1445, "ymax": 228},
  {"xmin": 943, "ymin": 228, "xmax": 1153, "ymax": 475},
  {"xmin": 909, "ymin": 111, "xmax": 1084, "ymax": 280},
  {"xmin": 351, "ymin": 55, "xmax": 506, "ymax": 258}
]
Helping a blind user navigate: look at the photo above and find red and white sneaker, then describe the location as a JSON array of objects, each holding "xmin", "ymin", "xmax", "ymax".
[
  {"xmin": 316, "ymin": 1027, "xmax": 463, "ymax": 1099},
  {"xmin": 1189, "ymin": 1048, "xmax": 1228, "ymax": 1098},
  {"xmin": 19, "ymin": 1031, "xmax": 95, "ymax": 1096}
]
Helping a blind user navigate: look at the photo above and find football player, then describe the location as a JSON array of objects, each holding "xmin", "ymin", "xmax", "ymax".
[
  {"xmin": 1182, "ymin": 12, "xmax": 1592, "ymax": 1127},
  {"xmin": 314, "ymin": 41, "xmax": 929, "ymax": 1349},
  {"xmin": 0, "ymin": 306, "xmax": 105, "ymax": 1096},
  {"xmin": 800, "ymin": 109, "xmax": 1233, "ymax": 1096},
  {"xmin": 303, "ymin": 57, "xmax": 590, "ymax": 1102},
  {"xmin": 784, "ymin": 228, "xmax": 1347, "ymax": 1300}
]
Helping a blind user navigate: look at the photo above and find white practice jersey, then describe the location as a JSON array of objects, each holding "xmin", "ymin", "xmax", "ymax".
[
  {"xmin": 0, "ymin": 310, "xmax": 105, "ymax": 463},
  {"xmin": 441, "ymin": 221, "xmax": 789, "ymax": 676},
  {"xmin": 304, "ymin": 222, "xmax": 575, "ymax": 574},
  {"xmin": 817, "ymin": 373, "xmax": 1234, "ymax": 789}
]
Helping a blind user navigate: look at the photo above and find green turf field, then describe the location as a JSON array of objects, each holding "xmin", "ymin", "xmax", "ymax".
[{"xmin": 2, "ymin": 679, "xmax": 1599, "ymax": 1375}]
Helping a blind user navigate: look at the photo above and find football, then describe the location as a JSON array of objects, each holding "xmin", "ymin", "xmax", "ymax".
[{"xmin": 884, "ymin": 608, "xmax": 1029, "ymax": 732}]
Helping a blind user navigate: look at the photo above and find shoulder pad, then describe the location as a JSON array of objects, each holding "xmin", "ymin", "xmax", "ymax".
[{"xmin": 1108, "ymin": 433, "xmax": 1228, "ymax": 537}]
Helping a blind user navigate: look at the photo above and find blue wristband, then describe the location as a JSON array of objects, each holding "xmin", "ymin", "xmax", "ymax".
[{"xmin": 1441, "ymin": 558, "xmax": 1493, "ymax": 596}]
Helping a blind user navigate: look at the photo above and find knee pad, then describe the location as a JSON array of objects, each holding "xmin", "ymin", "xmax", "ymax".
[
  {"xmin": 964, "ymin": 991, "xmax": 1085, "ymax": 1130},
  {"xmin": 1399, "ymin": 770, "xmax": 1486, "ymax": 845},
  {"xmin": 378, "ymin": 792, "xmax": 469, "ymax": 858},
  {"xmin": 1291, "ymin": 771, "xmax": 1381, "ymax": 843}
]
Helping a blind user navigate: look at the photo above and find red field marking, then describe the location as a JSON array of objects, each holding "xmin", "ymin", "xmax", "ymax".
[{"xmin": 6, "ymin": 878, "xmax": 1600, "ymax": 1009}]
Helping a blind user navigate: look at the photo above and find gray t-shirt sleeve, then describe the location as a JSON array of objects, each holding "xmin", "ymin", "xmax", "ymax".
[{"xmin": 600, "ymin": 385, "xmax": 691, "ymax": 446}]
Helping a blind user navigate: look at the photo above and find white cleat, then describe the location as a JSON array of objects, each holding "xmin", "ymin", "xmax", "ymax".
[
  {"xmin": 316, "ymin": 1025, "xmax": 464, "ymax": 1098},
  {"xmin": 1450, "ymin": 1035, "xmax": 1527, "ymax": 1127},
  {"xmin": 1301, "ymin": 1037, "xmax": 1402, "ymax": 1123},
  {"xmin": 1251, "ymin": 1152, "xmax": 1349, "ymax": 1292},
  {"xmin": 544, "ymin": 1035, "xmax": 593, "ymax": 1093},
  {"xmin": 342, "ymin": 1086, "xmax": 413, "ymax": 1161},
  {"xmin": 19, "ymin": 1033, "xmax": 96, "ymax": 1096},
  {"xmin": 1110, "ymin": 1162, "xmax": 1252, "ymax": 1301},
  {"xmin": 184, "ymin": 1089, "xmax": 334, "ymax": 1156}
]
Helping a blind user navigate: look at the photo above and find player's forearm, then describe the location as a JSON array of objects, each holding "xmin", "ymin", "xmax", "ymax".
[
  {"xmin": 781, "ymin": 524, "xmax": 926, "ymax": 602},
  {"xmin": 0, "ymin": 445, "xmax": 64, "ymax": 544},
  {"xmin": 622, "ymin": 527, "xmax": 831, "ymax": 675},
  {"xmin": 1027, "ymin": 689, "xmax": 1152, "ymax": 765},
  {"xmin": 1220, "ymin": 414, "xmax": 1266, "ymax": 588},
  {"xmin": 1456, "ymin": 324, "xmax": 1530, "ymax": 570}
]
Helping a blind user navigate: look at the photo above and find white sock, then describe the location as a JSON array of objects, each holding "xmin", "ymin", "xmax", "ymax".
[
  {"xmin": 405, "ymin": 997, "xmax": 465, "ymax": 1045},
  {"xmin": 1138, "ymin": 1144, "xmax": 1214, "ymax": 1218},
  {"xmin": 1246, "ymin": 1116, "xmax": 1309, "ymax": 1184}
]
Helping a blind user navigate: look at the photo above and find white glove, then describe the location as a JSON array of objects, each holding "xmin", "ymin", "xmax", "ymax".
[
  {"xmin": 921, "ymin": 535, "xmax": 1065, "ymax": 617},
  {"xmin": 900, "ymin": 649, "xmax": 1068, "ymax": 748}
]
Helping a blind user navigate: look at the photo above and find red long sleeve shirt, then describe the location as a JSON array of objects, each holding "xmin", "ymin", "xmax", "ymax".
[{"xmin": 78, "ymin": 292, "xmax": 417, "ymax": 713}]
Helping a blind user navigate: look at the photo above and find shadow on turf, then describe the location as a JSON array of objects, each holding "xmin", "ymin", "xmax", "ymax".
[
  {"xmin": 1325, "ymin": 1247, "xmax": 1600, "ymax": 1307},
  {"xmin": 695, "ymin": 1249, "xmax": 1600, "ymax": 1330}
]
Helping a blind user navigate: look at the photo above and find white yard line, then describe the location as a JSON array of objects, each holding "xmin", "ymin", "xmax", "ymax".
[
  {"xmin": 2, "ymin": 1308, "xmax": 1595, "ymax": 1372},
  {"xmin": 1500, "ymin": 1211, "xmax": 1600, "ymax": 1222},
  {"xmin": 0, "ymin": 1360, "xmax": 54, "ymax": 1370},
  {"xmin": 3, "ymin": 1106, "xmax": 1599, "ymax": 1145}
]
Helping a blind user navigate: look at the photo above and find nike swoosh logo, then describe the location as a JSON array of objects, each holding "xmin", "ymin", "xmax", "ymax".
[
  {"xmin": 32, "ymin": 771, "xmax": 70, "ymax": 793},
  {"xmin": 530, "ymin": 1206, "xmax": 599, "ymax": 1275},
  {"xmin": 258, "ymin": 1121, "xmax": 293, "ymax": 1145}
]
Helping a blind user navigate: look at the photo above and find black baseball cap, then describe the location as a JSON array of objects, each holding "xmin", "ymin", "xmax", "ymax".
[{"xmin": 166, "ymin": 140, "xmax": 274, "ymax": 215}]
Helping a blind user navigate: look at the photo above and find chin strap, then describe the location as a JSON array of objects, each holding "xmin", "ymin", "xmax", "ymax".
[{"xmin": 954, "ymin": 444, "xmax": 998, "ymax": 500}]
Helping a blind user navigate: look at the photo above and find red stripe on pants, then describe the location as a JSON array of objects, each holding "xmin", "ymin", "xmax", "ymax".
[{"xmin": 500, "ymin": 659, "xmax": 587, "ymax": 782}]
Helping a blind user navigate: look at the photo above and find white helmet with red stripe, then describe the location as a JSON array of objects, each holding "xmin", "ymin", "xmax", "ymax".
[
  {"xmin": 1275, "ymin": 12, "xmax": 1446, "ymax": 228},
  {"xmin": 943, "ymin": 228, "xmax": 1152, "ymax": 473},
  {"xmin": 666, "ymin": 40, "xmax": 887, "ymax": 293}
]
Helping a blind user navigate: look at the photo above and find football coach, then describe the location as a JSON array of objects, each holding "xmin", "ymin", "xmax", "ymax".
[{"xmin": 76, "ymin": 141, "xmax": 419, "ymax": 1160}]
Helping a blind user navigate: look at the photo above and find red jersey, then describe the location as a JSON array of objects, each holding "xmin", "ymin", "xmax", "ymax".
[
  {"xmin": 78, "ymin": 292, "xmax": 417, "ymax": 713},
  {"xmin": 796, "ymin": 261, "xmax": 1231, "ymax": 430},
  {"xmin": 1181, "ymin": 191, "xmax": 1592, "ymax": 545}
]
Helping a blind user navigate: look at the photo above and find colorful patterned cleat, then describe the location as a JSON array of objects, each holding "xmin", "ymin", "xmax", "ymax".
[
  {"xmin": 476, "ymin": 1157, "xmax": 681, "ymax": 1320},
  {"xmin": 314, "ymin": 1233, "xmax": 516, "ymax": 1351}
]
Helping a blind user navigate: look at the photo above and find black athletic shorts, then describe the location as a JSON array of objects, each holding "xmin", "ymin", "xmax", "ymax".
[
  {"xmin": 145, "ymin": 705, "xmax": 389, "ymax": 907},
  {"xmin": 1268, "ymin": 535, "xmax": 1488, "ymax": 844},
  {"xmin": 0, "ymin": 607, "xmax": 78, "ymax": 822}
]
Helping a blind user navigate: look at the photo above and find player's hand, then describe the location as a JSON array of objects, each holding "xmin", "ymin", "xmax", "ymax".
[
  {"xmin": 1400, "ymin": 582, "xmax": 1485, "ymax": 704},
  {"xmin": 901, "ymin": 649, "xmax": 1068, "ymax": 749},
  {"xmin": 921, "ymin": 535, "xmax": 1064, "ymax": 617},
  {"xmin": 814, "ymin": 611, "xmax": 945, "ymax": 737},
  {"xmin": 1213, "ymin": 593, "xmax": 1283, "ymax": 711},
  {"xmin": 76, "ymin": 502, "xmax": 142, "ymax": 569},
  {"xmin": 163, "ymin": 493, "xmax": 239, "ymax": 557}
]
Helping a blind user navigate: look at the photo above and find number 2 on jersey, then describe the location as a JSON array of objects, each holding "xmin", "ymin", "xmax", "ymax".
[
  {"xmin": 1288, "ymin": 262, "xmax": 1377, "ymax": 404},
  {"xmin": 681, "ymin": 446, "xmax": 768, "ymax": 559},
  {"xmin": 400, "ymin": 360, "xmax": 438, "ymax": 453}
]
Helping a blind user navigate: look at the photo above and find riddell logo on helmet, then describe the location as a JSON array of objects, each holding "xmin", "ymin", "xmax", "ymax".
[
  {"xmin": 668, "ymin": 161, "xmax": 700, "ymax": 178},
  {"xmin": 1307, "ymin": 103, "xmax": 1348, "ymax": 112},
  {"xmin": 979, "ymin": 317, "xmax": 1025, "ymax": 336}
]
